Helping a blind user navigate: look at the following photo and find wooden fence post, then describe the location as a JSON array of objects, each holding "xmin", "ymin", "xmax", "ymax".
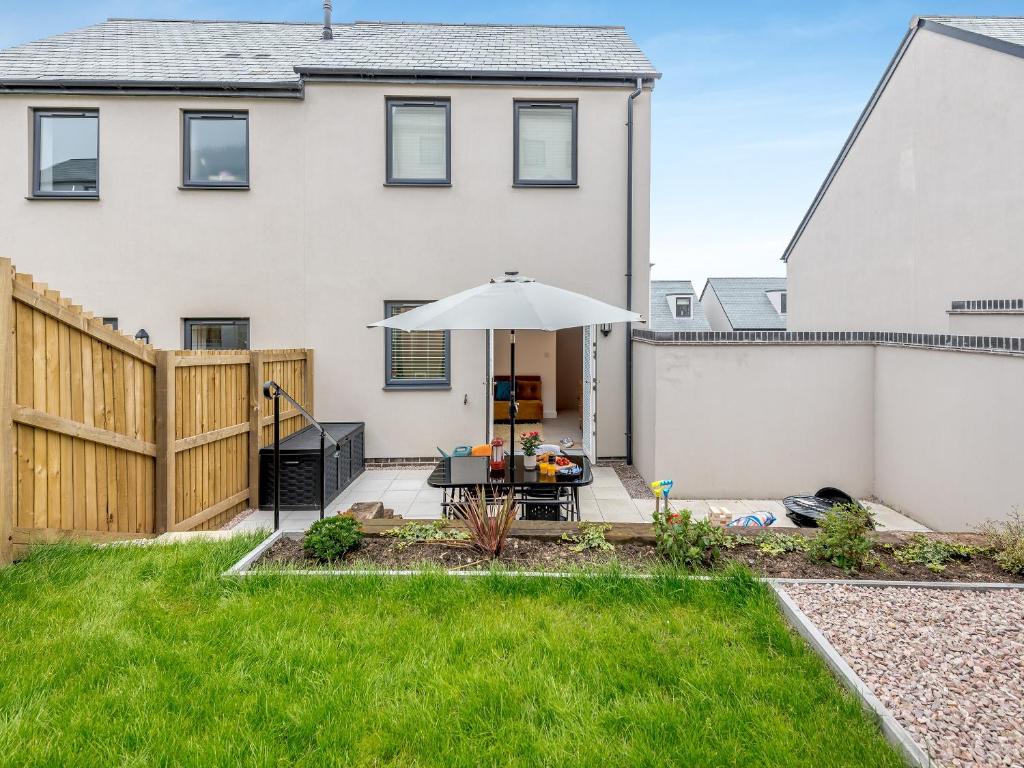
[
  {"xmin": 248, "ymin": 351, "xmax": 265, "ymax": 511},
  {"xmin": 304, "ymin": 348, "xmax": 314, "ymax": 416},
  {"xmin": 0, "ymin": 259, "xmax": 15, "ymax": 565},
  {"xmin": 154, "ymin": 351, "xmax": 175, "ymax": 533}
]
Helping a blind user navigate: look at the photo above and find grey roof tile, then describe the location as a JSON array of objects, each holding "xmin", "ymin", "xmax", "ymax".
[
  {"xmin": 922, "ymin": 16, "xmax": 1024, "ymax": 47},
  {"xmin": 649, "ymin": 280, "xmax": 710, "ymax": 331},
  {"xmin": 0, "ymin": 18, "xmax": 659, "ymax": 89},
  {"xmin": 704, "ymin": 277, "xmax": 787, "ymax": 330}
]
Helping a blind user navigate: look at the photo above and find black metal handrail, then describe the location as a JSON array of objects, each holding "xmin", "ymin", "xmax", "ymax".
[{"xmin": 263, "ymin": 380, "xmax": 340, "ymax": 531}]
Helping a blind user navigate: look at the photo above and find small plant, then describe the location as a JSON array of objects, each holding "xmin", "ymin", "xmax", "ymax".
[
  {"xmin": 452, "ymin": 488, "xmax": 518, "ymax": 558},
  {"xmin": 520, "ymin": 430, "xmax": 542, "ymax": 457},
  {"xmin": 652, "ymin": 507, "xmax": 735, "ymax": 569},
  {"xmin": 807, "ymin": 503, "xmax": 875, "ymax": 572},
  {"xmin": 381, "ymin": 520, "xmax": 471, "ymax": 549},
  {"xmin": 892, "ymin": 534, "xmax": 977, "ymax": 573},
  {"xmin": 756, "ymin": 532, "xmax": 808, "ymax": 556},
  {"xmin": 978, "ymin": 509, "xmax": 1024, "ymax": 575},
  {"xmin": 561, "ymin": 522, "xmax": 614, "ymax": 553},
  {"xmin": 304, "ymin": 515, "xmax": 363, "ymax": 562}
]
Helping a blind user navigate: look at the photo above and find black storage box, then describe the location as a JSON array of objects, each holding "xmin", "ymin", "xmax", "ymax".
[{"xmin": 259, "ymin": 422, "xmax": 365, "ymax": 511}]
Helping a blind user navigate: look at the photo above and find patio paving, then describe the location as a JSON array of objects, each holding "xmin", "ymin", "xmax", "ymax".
[{"xmin": 230, "ymin": 467, "xmax": 930, "ymax": 533}]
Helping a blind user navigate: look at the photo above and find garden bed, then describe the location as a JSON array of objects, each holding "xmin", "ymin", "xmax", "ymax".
[{"xmin": 250, "ymin": 526, "xmax": 1023, "ymax": 582}]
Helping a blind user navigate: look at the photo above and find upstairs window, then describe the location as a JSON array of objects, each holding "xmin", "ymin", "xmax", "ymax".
[
  {"xmin": 386, "ymin": 99, "xmax": 450, "ymax": 185},
  {"xmin": 183, "ymin": 112, "xmax": 249, "ymax": 187},
  {"xmin": 33, "ymin": 110, "xmax": 99, "ymax": 197},
  {"xmin": 514, "ymin": 101, "xmax": 577, "ymax": 186},
  {"xmin": 780, "ymin": 291, "xmax": 788, "ymax": 314},
  {"xmin": 184, "ymin": 318, "xmax": 250, "ymax": 350},
  {"xmin": 384, "ymin": 301, "xmax": 450, "ymax": 388},
  {"xmin": 674, "ymin": 296, "xmax": 693, "ymax": 319}
]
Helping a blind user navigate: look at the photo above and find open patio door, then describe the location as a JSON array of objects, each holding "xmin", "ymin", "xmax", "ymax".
[
  {"xmin": 582, "ymin": 325, "xmax": 597, "ymax": 462},
  {"xmin": 484, "ymin": 330, "xmax": 494, "ymax": 443}
]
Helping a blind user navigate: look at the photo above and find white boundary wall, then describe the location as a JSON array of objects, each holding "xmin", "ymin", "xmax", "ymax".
[{"xmin": 633, "ymin": 336, "xmax": 1024, "ymax": 531}]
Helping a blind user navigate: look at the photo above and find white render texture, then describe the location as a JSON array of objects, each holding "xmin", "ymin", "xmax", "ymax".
[
  {"xmin": 786, "ymin": 27, "xmax": 1024, "ymax": 332},
  {"xmin": 0, "ymin": 81, "xmax": 652, "ymax": 458},
  {"xmin": 633, "ymin": 339, "xmax": 1024, "ymax": 530}
]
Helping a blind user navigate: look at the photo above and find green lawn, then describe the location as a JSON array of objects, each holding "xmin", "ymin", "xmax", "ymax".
[{"xmin": 0, "ymin": 536, "xmax": 900, "ymax": 767}]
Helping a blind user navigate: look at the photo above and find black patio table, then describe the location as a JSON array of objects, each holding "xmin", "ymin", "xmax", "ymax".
[{"xmin": 427, "ymin": 455, "xmax": 593, "ymax": 521}]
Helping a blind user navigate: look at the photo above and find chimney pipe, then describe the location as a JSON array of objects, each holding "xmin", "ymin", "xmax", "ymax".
[{"xmin": 322, "ymin": 0, "xmax": 333, "ymax": 40}]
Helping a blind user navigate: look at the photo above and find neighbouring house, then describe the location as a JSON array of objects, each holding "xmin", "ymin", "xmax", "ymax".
[
  {"xmin": 783, "ymin": 16, "xmax": 1024, "ymax": 334},
  {"xmin": 0, "ymin": 12, "xmax": 658, "ymax": 460},
  {"xmin": 699, "ymin": 277, "xmax": 786, "ymax": 331},
  {"xmin": 648, "ymin": 280, "xmax": 710, "ymax": 331}
]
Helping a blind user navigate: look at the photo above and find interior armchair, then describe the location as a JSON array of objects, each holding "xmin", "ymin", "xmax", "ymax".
[{"xmin": 493, "ymin": 375, "xmax": 543, "ymax": 422}]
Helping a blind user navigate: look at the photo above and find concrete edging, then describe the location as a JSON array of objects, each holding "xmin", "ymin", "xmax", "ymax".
[{"xmin": 769, "ymin": 582, "xmax": 934, "ymax": 768}]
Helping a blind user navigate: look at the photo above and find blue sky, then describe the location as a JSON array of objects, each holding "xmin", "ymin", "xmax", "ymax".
[{"xmin": 2, "ymin": 0, "xmax": 1022, "ymax": 290}]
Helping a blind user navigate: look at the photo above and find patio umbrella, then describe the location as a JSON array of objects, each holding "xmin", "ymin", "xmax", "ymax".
[{"xmin": 369, "ymin": 272, "xmax": 642, "ymax": 455}]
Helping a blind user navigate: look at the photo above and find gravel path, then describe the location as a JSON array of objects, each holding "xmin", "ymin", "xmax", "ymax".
[{"xmin": 784, "ymin": 584, "xmax": 1024, "ymax": 768}]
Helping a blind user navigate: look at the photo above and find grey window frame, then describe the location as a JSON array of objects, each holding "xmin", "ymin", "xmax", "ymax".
[
  {"xmin": 101, "ymin": 317, "xmax": 118, "ymax": 331},
  {"xmin": 385, "ymin": 98, "xmax": 451, "ymax": 186},
  {"xmin": 383, "ymin": 300, "xmax": 451, "ymax": 389},
  {"xmin": 780, "ymin": 291, "xmax": 788, "ymax": 314},
  {"xmin": 675, "ymin": 296, "xmax": 692, "ymax": 319},
  {"xmin": 182, "ymin": 111, "xmax": 250, "ymax": 189},
  {"xmin": 183, "ymin": 317, "xmax": 251, "ymax": 350},
  {"xmin": 32, "ymin": 109, "xmax": 100, "ymax": 199},
  {"xmin": 513, "ymin": 100, "xmax": 578, "ymax": 187}
]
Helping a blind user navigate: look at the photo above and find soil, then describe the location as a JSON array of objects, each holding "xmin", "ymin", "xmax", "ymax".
[
  {"xmin": 254, "ymin": 532, "xmax": 1022, "ymax": 582},
  {"xmin": 723, "ymin": 543, "xmax": 1022, "ymax": 582}
]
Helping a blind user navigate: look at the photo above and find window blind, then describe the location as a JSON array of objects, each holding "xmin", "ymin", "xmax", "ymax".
[
  {"xmin": 517, "ymin": 106, "xmax": 573, "ymax": 182},
  {"xmin": 390, "ymin": 104, "xmax": 448, "ymax": 181},
  {"xmin": 388, "ymin": 303, "xmax": 449, "ymax": 383}
]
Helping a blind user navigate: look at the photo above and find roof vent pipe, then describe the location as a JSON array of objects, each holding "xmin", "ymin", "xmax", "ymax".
[{"xmin": 322, "ymin": 0, "xmax": 333, "ymax": 40}]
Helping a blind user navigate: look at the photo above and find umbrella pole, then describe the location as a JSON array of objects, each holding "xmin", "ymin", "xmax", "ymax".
[{"xmin": 509, "ymin": 329, "xmax": 516, "ymax": 457}]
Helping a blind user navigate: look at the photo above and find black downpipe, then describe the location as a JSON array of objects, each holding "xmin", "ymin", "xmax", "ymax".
[{"xmin": 625, "ymin": 77, "xmax": 642, "ymax": 465}]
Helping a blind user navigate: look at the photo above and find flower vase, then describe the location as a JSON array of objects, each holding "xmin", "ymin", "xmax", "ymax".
[{"xmin": 523, "ymin": 454, "xmax": 537, "ymax": 470}]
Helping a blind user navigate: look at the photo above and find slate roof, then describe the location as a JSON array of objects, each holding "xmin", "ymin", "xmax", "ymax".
[
  {"xmin": 923, "ymin": 16, "xmax": 1024, "ymax": 48},
  {"xmin": 701, "ymin": 277, "xmax": 786, "ymax": 330},
  {"xmin": 649, "ymin": 280, "xmax": 710, "ymax": 332},
  {"xmin": 0, "ymin": 18, "xmax": 659, "ymax": 92},
  {"xmin": 48, "ymin": 158, "xmax": 98, "ymax": 183}
]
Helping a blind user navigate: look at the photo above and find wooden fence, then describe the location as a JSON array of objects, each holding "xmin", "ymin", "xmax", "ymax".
[{"xmin": 0, "ymin": 258, "xmax": 313, "ymax": 563}]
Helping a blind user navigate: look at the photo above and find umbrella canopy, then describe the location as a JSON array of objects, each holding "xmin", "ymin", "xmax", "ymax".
[
  {"xmin": 369, "ymin": 272, "xmax": 643, "ymax": 467},
  {"xmin": 368, "ymin": 272, "xmax": 642, "ymax": 331}
]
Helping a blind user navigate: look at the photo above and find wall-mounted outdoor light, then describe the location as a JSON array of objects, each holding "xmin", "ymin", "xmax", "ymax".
[
  {"xmin": 599, "ymin": 323, "xmax": 612, "ymax": 337},
  {"xmin": 134, "ymin": 328, "xmax": 150, "ymax": 345}
]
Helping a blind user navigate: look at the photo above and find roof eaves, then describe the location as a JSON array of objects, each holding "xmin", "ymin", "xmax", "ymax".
[
  {"xmin": 780, "ymin": 20, "xmax": 919, "ymax": 263},
  {"xmin": 294, "ymin": 65, "xmax": 660, "ymax": 82},
  {"xmin": 918, "ymin": 17, "xmax": 1024, "ymax": 58},
  {"xmin": 0, "ymin": 77, "xmax": 303, "ymax": 96}
]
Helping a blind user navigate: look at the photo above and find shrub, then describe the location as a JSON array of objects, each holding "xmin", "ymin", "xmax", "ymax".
[
  {"xmin": 304, "ymin": 515, "xmax": 363, "ymax": 562},
  {"xmin": 978, "ymin": 509, "xmax": 1024, "ymax": 576},
  {"xmin": 756, "ymin": 532, "xmax": 808, "ymax": 556},
  {"xmin": 452, "ymin": 489, "xmax": 518, "ymax": 558},
  {"xmin": 652, "ymin": 507, "xmax": 735, "ymax": 569},
  {"xmin": 892, "ymin": 534, "xmax": 977, "ymax": 573},
  {"xmin": 561, "ymin": 522, "xmax": 614, "ymax": 553},
  {"xmin": 382, "ymin": 521, "xmax": 470, "ymax": 550},
  {"xmin": 807, "ymin": 503, "xmax": 875, "ymax": 572}
]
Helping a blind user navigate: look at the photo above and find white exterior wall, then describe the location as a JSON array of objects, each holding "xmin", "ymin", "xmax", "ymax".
[
  {"xmin": 0, "ymin": 82, "xmax": 651, "ymax": 458},
  {"xmin": 786, "ymin": 29, "xmax": 1024, "ymax": 332},
  {"xmin": 633, "ymin": 338, "xmax": 1024, "ymax": 530},
  {"xmin": 948, "ymin": 312, "xmax": 1024, "ymax": 336},
  {"xmin": 874, "ymin": 346, "xmax": 1024, "ymax": 531},
  {"xmin": 633, "ymin": 342, "xmax": 876, "ymax": 499}
]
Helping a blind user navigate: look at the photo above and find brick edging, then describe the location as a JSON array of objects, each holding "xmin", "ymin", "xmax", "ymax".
[{"xmin": 632, "ymin": 329, "xmax": 1024, "ymax": 356}]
